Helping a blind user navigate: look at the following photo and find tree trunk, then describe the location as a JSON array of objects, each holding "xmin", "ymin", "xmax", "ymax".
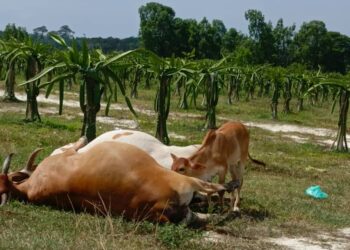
[
  {"xmin": 174, "ymin": 77, "xmax": 183, "ymax": 97},
  {"xmin": 283, "ymin": 97, "xmax": 291, "ymax": 114},
  {"xmin": 271, "ymin": 83, "xmax": 280, "ymax": 120},
  {"xmin": 297, "ymin": 98, "xmax": 304, "ymax": 112},
  {"xmin": 2, "ymin": 62, "xmax": 19, "ymax": 102},
  {"xmin": 82, "ymin": 77, "xmax": 101, "ymax": 142},
  {"xmin": 333, "ymin": 90, "xmax": 349, "ymax": 152},
  {"xmin": 233, "ymin": 77, "xmax": 240, "ymax": 101},
  {"xmin": 227, "ymin": 76, "xmax": 234, "ymax": 105},
  {"xmin": 179, "ymin": 83, "xmax": 189, "ymax": 110},
  {"xmin": 155, "ymin": 76, "xmax": 171, "ymax": 145},
  {"xmin": 205, "ymin": 74, "xmax": 218, "ymax": 129},
  {"xmin": 297, "ymin": 80, "xmax": 307, "ymax": 112},
  {"xmin": 283, "ymin": 79, "xmax": 292, "ymax": 114},
  {"xmin": 264, "ymin": 80, "xmax": 271, "ymax": 97},
  {"xmin": 257, "ymin": 79, "xmax": 264, "ymax": 98},
  {"xmin": 25, "ymin": 58, "xmax": 41, "ymax": 122},
  {"xmin": 271, "ymin": 102, "xmax": 278, "ymax": 120},
  {"xmin": 130, "ymin": 69, "xmax": 141, "ymax": 98},
  {"xmin": 145, "ymin": 73, "xmax": 151, "ymax": 89}
]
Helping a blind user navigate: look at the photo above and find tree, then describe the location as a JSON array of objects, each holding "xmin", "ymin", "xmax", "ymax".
[
  {"xmin": 272, "ymin": 19, "xmax": 296, "ymax": 66},
  {"xmin": 322, "ymin": 32, "xmax": 350, "ymax": 73},
  {"xmin": 293, "ymin": 20, "xmax": 328, "ymax": 70},
  {"xmin": 222, "ymin": 28, "xmax": 240, "ymax": 53},
  {"xmin": 139, "ymin": 2, "xmax": 176, "ymax": 56},
  {"xmin": 245, "ymin": 9, "xmax": 275, "ymax": 64},
  {"xmin": 197, "ymin": 18, "xmax": 223, "ymax": 59},
  {"xmin": 173, "ymin": 18, "xmax": 192, "ymax": 56},
  {"xmin": 187, "ymin": 19, "xmax": 201, "ymax": 58},
  {"xmin": 57, "ymin": 25, "xmax": 75, "ymax": 39},
  {"xmin": 33, "ymin": 26, "xmax": 48, "ymax": 37},
  {"xmin": 232, "ymin": 39, "xmax": 254, "ymax": 66}
]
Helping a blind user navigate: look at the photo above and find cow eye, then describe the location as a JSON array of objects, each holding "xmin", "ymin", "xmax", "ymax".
[{"xmin": 178, "ymin": 167, "xmax": 185, "ymax": 172}]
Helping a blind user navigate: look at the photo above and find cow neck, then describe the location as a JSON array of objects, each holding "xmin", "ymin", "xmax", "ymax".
[
  {"xmin": 188, "ymin": 147, "xmax": 209, "ymax": 164},
  {"xmin": 9, "ymin": 180, "xmax": 30, "ymax": 201}
]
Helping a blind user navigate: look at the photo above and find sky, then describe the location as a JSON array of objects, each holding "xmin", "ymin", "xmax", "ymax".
[{"xmin": 0, "ymin": 0, "xmax": 349, "ymax": 38}]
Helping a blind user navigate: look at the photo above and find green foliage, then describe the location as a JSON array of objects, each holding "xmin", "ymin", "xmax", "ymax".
[
  {"xmin": 156, "ymin": 224, "xmax": 200, "ymax": 249},
  {"xmin": 245, "ymin": 9, "xmax": 275, "ymax": 64},
  {"xmin": 2, "ymin": 23, "xmax": 28, "ymax": 41},
  {"xmin": 294, "ymin": 20, "xmax": 328, "ymax": 70},
  {"xmin": 139, "ymin": 2, "xmax": 176, "ymax": 57},
  {"xmin": 22, "ymin": 34, "xmax": 139, "ymax": 141}
]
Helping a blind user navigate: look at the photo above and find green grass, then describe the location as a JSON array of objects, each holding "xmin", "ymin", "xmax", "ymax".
[{"xmin": 0, "ymin": 83, "xmax": 349, "ymax": 249}]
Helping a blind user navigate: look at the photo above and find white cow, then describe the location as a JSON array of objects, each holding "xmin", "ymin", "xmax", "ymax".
[{"xmin": 51, "ymin": 129, "xmax": 200, "ymax": 169}]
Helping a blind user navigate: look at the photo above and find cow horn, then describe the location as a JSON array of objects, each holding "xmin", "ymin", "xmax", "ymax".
[
  {"xmin": 24, "ymin": 148, "xmax": 43, "ymax": 172},
  {"xmin": 2, "ymin": 153, "xmax": 14, "ymax": 174},
  {"xmin": 0, "ymin": 193, "xmax": 8, "ymax": 206}
]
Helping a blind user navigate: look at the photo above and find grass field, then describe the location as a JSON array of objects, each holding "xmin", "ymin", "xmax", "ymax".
[{"xmin": 0, "ymin": 83, "xmax": 349, "ymax": 249}]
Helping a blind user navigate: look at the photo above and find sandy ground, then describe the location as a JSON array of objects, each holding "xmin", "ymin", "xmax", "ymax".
[
  {"xmin": 203, "ymin": 227, "xmax": 350, "ymax": 250},
  {"xmin": 265, "ymin": 227, "xmax": 350, "ymax": 250}
]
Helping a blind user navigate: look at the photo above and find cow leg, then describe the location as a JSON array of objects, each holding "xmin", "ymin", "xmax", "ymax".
[
  {"xmin": 147, "ymin": 202, "xmax": 171, "ymax": 223},
  {"xmin": 217, "ymin": 169, "xmax": 227, "ymax": 208},
  {"xmin": 72, "ymin": 136, "xmax": 88, "ymax": 151},
  {"xmin": 229, "ymin": 161, "xmax": 244, "ymax": 212},
  {"xmin": 184, "ymin": 209, "xmax": 209, "ymax": 228}
]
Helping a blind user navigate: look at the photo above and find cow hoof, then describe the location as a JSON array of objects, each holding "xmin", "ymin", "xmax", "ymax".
[{"xmin": 232, "ymin": 207, "xmax": 240, "ymax": 213}]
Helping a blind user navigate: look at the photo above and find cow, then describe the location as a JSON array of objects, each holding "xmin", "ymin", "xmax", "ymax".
[
  {"xmin": 171, "ymin": 121, "xmax": 265, "ymax": 212},
  {"xmin": 51, "ymin": 129, "xmax": 200, "ymax": 169},
  {"xmin": 0, "ymin": 141, "xmax": 239, "ymax": 225}
]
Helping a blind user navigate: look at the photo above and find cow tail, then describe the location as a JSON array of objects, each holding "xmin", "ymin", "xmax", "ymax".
[{"xmin": 248, "ymin": 153, "xmax": 266, "ymax": 167}]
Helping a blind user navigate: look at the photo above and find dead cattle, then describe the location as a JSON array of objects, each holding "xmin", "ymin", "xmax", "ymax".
[
  {"xmin": 0, "ymin": 141, "xmax": 238, "ymax": 224},
  {"xmin": 51, "ymin": 129, "xmax": 200, "ymax": 169},
  {"xmin": 171, "ymin": 121, "xmax": 265, "ymax": 212}
]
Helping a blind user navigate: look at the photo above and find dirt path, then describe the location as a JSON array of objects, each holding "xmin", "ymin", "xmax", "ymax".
[
  {"xmin": 265, "ymin": 227, "xmax": 350, "ymax": 250},
  {"xmin": 203, "ymin": 227, "xmax": 350, "ymax": 249},
  {"xmin": 1, "ymin": 90, "xmax": 348, "ymax": 145}
]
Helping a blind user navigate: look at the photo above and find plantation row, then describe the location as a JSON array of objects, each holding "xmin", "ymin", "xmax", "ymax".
[{"xmin": 0, "ymin": 33, "xmax": 349, "ymax": 152}]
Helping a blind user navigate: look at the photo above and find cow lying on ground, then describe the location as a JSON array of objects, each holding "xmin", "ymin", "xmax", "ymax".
[
  {"xmin": 0, "ymin": 141, "xmax": 239, "ymax": 225},
  {"xmin": 171, "ymin": 121, "xmax": 265, "ymax": 212},
  {"xmin": 51, "ymin": 130, "xmax": 200, "ymax": 169}
]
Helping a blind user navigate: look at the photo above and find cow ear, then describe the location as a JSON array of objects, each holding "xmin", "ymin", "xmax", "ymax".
[
  {"xmin": 201, "ymin": 129, "xmax": 217, "ymax": 146},
  {"xmin": 190, "ymin": 162, "xmax": 206, "ymax": 169},
  {"xmin": 9, "ymin": 172, "xmax": 30, "ymax": 184},
  {"xmin": 170, "ymin": 153, "xmax": 178, "ymax": 161}
]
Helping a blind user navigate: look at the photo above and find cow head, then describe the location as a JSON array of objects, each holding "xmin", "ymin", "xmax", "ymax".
[
  {"xmin": 0, "ymin": 148, "xmax": 42, "ymax": 206},
  {"xmin": 170, "ymin": 154, "xmax": 206, "ymax": 178}
]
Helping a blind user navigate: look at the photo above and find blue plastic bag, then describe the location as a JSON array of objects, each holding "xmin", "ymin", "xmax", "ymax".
[{"xmin": 305, "ymin": 185, "xmax": 328, "ymax": 199}]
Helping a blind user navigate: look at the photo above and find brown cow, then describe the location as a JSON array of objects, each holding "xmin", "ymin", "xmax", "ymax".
[
  {"xmin": 171, "ymin": 121, "xmax": 265, "ymax": 212},
  {"xmin": 0, "ymin": 141, "xmax": 238, "ymax": 224}
]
